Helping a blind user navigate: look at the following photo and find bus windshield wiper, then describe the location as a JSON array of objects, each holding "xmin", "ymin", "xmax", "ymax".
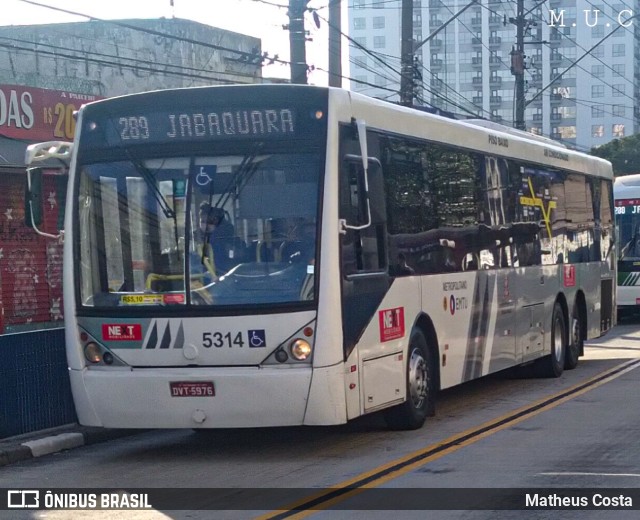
[
  {"xmin": 214, "ymin": 143, "xmax": 265, "ymax": 212},
  {"xmin": 200, "ymin": 144, "xmax": 265, "ymax": 266},
  {"xmin": 132, "ymin": 159, "xmax": 176, "ymax": 219}
]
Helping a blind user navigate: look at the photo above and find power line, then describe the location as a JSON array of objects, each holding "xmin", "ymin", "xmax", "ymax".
[
  {"xmin": 526, "ymin": 19, "xmax": 634, "ymax": 107},
  {"xmin": 320, "ymin": 9, "xmax": 487, "ymax": 117},
  {"xmin": 16, "ymin": 0, "xmax": 289, "ymax": 67},
  {"xmin": 529, "ymin": 10, "xmax": 636, "ymax": 89},
  {"xmin": 0, "ymin": 36, "xmax": 262, "ymax": 81},
  {"xmin": 0, "ymin": 41, "xmax": 238, "ymax": 84}
]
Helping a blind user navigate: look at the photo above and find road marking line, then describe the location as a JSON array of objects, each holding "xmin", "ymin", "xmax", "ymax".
[
  {"xmin": 539, "ymin": 472, "xmax": 640, "ymax": 477},
  {"xmin": 256, "ymin": 358, "xmax": 640, "ymax": 519}
]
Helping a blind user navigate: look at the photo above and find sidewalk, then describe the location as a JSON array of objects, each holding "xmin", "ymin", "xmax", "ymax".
[{"xmin": 0, "ymin": 424, "xmax": 145, "ymax": 467}]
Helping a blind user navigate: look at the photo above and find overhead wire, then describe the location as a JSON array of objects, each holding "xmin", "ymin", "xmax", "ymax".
[
  {"xmin": 16, "ymin": 0, "xmax": 290, "ymax": 66},
  {"xmin": 0, "ymin": 35, "xmax": 263, "ymax": 81}
]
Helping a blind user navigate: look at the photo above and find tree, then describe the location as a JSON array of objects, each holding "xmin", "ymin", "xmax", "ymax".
[{"xmin": 590, "ymin": 134, "xmax": 640, "ymax": 176}]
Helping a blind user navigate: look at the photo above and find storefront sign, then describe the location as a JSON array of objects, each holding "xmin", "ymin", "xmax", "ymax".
[{"xmin": 0, "ymin": 84, "xmax": 102, "ymax": 141}]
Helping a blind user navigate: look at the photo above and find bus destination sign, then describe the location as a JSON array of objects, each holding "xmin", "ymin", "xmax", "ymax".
[
  {"xmin": 615, "ymin": 198, "xmax": 640, "ymax": 215},
  {"xmin": 91, "ymin": 108, "xmax": 298, "ymax": 146}
]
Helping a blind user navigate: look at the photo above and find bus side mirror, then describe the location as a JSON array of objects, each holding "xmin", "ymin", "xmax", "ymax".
[
  {"xmin": 23, "ymin": 140, "xmax": 72, "ymax": 239},
  {"xmin": 25, "ymin": 168, "xmax": 43, "ymax": 228}
]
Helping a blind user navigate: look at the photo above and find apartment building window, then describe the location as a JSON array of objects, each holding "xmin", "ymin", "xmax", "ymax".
[
  {"xmin": 354, "ymin": 76, "xmax": 367, "ymax": 89},
  {"xmin": 553, "ymin": 86, "xmax": 572, "ymax": 99},
  {"xmin": 373, "ymin": 36, "xmax": 386, "ymax": 48},
  {"xmin": 592, "ymin": 105, "xmax": 604, "ymax": 117},
  {"xmin": 591, "ymin": 65, "xmax": 604, "ymax": 77},
  {"xmin": 353, "ymin": 0, "xmax": 365, "ymax": 8},
  {"xmin": 559, "ymin": 106, "xmax": 576, "ymax": 118},
  {"xmin": 612, "ymin": 84, "xmax": 625, "ymax": 97},
  {"xmin": 372, "ymin": 0, "xmax": 384, "ymax": 8},
  {"xmin": 592, "ymin": 46, "xmax": 604, "ymax": 58},
  {"xmin": 373, "ymin": 16, "xmax": 385, "ymax": 29},
  {"xmin": 374, "ymin": 74, "xmax": 387, "ymax": 87},
  {"xmin": 591, "ymin": 85, "xmax": 604, "ymax": 98},
  {"xmin": 591, "ymin": 26, "xmax": 604, "ymax": 37},
  {"xmin": 613, "ymin": 124, "xmax": 625, "ymax": 138},
  {"xmin": 354, "ymin": 56, "xmax": 368, "ymax": 69},
  {"xmin": 353, "ymin": 18, "xmax": 366, "ymax": 30},
  {"xmin": 612, "ymin": 105, "xmax": 625, "ymax": 117},
  {"xmin": 613, "ymin": 64, "xmax": 625, "ymax": 76},
  {"xmin": 592, "ymin": 125, "xmax": 604, "ymax": 138},
  {"xmin": 353, "ymin": 37, "xmax": 366, "ymax": 48},
  {"xmin": 558, "ymin": 126, "xmax": 576, "ymax": 138},
  {"xmin": 530, "ymin": 126, "xmax": 542, "ymax": 135},
  {"xmin": 612, "ymin": 44, "xmax": 625, "ymax": 57}
]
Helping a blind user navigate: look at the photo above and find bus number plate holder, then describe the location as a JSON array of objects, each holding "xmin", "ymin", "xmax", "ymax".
[{"xmin": 170, "ymin": 381, "xmax": 215, "ymax": 397}]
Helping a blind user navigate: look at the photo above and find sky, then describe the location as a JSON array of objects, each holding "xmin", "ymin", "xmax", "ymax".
[{"xmin": 1, "ymin": 0, "xmax": 348, "ymax": 85}]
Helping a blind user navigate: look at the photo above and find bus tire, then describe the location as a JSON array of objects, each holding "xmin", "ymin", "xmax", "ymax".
[
  {"xmin": 384, "ymin": 329, "xmax": 435, "ymax": 431},
  {"xmin": 536, "ymin": 302, "xmax": 566, "ymax": 378},
  {"xmin": 565, "ymin": 304, "xmax": 582, "ymax": 370}
]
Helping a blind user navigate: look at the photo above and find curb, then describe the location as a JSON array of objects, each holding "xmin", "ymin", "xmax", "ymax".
[{"xmin": 0, "ymin": 426, "xmax": 145, "ymax": 468}]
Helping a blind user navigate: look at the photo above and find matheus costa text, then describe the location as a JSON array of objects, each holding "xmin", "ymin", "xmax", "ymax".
[{"xmin": 526, "ymin": 493, "xmax": 632, "ymax": 507}]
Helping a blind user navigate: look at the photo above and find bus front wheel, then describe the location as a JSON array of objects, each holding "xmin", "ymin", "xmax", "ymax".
[{"xmin": 384, "ymin": 329, "xmax": 435, "ymax": 431}]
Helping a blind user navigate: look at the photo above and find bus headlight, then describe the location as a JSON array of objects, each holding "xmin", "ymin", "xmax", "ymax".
[
  {"xmin": 84, "ymin": 342, "xmax": 102, "ymax": 363},
  {"xmin": 289, "ymin": 339, "xmax": 312, "ymax": 361}
]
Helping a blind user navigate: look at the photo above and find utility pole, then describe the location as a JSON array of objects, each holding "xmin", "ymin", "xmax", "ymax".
[
  {"xmin": 510, "ymin": 0, "xmax": 526, "ymax": 130},
  {"xmin": 400, "ymin": 0, "xmax": 478, "ymax": 107},
  {"xmin": 289, "ymin": 0, "xmax": 310, "ymax": 84},
  {"xmin": 328, "ymin": 0, "xmax": 342, "ymax": 87},
  {"xmin": 399, "ymin": 0, "xmax": 414, "ymax": 106}
]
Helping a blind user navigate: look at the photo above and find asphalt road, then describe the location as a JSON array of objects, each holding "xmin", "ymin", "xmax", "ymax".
[{"xmin": 3, "ymin": 318, "xmax": 640, "ymax": 519}]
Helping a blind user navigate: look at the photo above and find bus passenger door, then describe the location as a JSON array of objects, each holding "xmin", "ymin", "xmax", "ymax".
[{"xmin": 339, "ymin": 153, "xmax": 399, "ymax": 412}]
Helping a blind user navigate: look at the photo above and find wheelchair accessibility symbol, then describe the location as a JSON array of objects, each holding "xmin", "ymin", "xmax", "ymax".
[
  {"xmin": 196, "ymin": 166, "xmax": 215, "ymax": 186},
  {"xmin": 248, "ymin": 329, "xmax": 266, "ymax": 348}
]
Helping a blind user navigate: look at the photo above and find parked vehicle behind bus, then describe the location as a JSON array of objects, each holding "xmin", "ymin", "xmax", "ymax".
[{"xmin": 614, "ymin": 174, "xmax": 640, "ymax": 319}]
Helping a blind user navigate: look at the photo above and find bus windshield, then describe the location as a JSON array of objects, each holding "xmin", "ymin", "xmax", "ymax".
[
  {"xmin": 78, "ymin": 149, "xmax": 321, "ymax": 308},
  {"xmin": 617, "ymin": 210, "xmax": 640, "ymax": 261}
]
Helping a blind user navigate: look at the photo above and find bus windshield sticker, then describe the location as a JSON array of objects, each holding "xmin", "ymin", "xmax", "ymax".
[
  {"xmin": 120, "ymin": 294, "xmax": 163, "ymax": 305},
  {"xmin": 248, "ymin": 330, "xmax": 266, "ymax": 348}
]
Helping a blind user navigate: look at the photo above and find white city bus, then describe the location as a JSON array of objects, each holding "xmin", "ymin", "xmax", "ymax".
[
  {"xmin": 26, "ymin": 85, "xmax": 615, "ymax": 430},
  {"xmin": 614, "ymin": 174, "xmax": 640, "ymax": 318}
]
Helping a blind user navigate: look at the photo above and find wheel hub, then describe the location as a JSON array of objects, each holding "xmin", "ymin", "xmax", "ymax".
[{"xmin": 408, "ymin": 349, "xmax": 428, "ymax": 409}]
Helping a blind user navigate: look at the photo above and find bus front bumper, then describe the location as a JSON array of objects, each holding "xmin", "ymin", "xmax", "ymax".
[{"xmin": 70, "ymin": 366, "xmax": 313, "ymax": 429}]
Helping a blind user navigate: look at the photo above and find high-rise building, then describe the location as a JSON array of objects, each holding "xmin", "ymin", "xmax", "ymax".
[{"xmin": 348, "ymin": 0, "xmax": 639, "ymax": 150}]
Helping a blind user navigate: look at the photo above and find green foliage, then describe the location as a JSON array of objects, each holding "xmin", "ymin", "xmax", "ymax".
[{"xmin": 590, "ymin": 134, "xmax": 640, "ymax": 176}]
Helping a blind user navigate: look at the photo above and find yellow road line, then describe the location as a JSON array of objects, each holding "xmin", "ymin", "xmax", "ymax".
[{"xmin": 256, "ymin": 358, "xmax": 640, "ymax": 519}]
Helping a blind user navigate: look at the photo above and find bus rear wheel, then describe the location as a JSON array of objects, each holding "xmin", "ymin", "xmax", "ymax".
[
  {"xmin": 565, "ymin": 305, "xmax": 583, "ymax": 370},
  {"xmin": 384, "ymin": 329, "xmax": 435, "ymax": 431},
  {"xmin": 535, "ymin": 302, "xmax": 566, "ymax": 378}
]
